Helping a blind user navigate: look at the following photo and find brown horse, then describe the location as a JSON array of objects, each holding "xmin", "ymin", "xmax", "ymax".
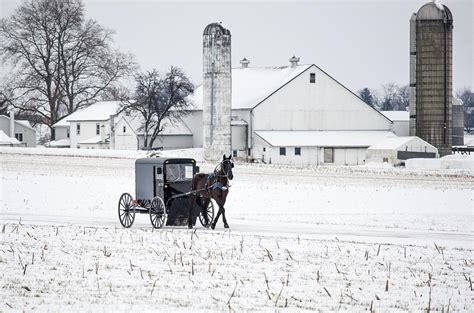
[{"xmin": 188, "ymin": 154, "xmax": 234, "ymax": 229}]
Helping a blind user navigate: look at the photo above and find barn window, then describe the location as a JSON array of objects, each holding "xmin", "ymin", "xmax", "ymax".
[
  {"xmin": 233, "ymin": 150, "xmax": 237, "ymax": 157},
  {"xmin": 76, "ymin": 123, "xmax": 81, "ymax": 135},
  {"xmin": 15, "ymin": 133, "xmax": 23, "ymax": 142},
  {"xmin": 96, "ymin": 123, "xmax": 100, "ymax": 135},
  {"xmin": 310, "ymin": 73, "xmax": 316, "ymax": 83},
  {"xmin": 324, "ymin": 148, "xmax": 334, "ymax": 163},
  {"xmin": 295, "ymin": 147, "xmax": 301, "ymax": 156},
  {"xmin": 263, "ymin": 147, "xmax": 266, "ymax": 152},
  {"xmin": 279, "ymin": 147, "xmax": 286, "ymax": 156},
  {"xmin": 123, "ymin": 126, "xmax": 126, "ymax": 133},
  {"xmin": 67, "ymin": 129, "xmax": 70, "ymax": 138}
]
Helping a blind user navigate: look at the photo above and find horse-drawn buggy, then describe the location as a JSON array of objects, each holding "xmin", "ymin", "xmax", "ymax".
[{"xmin": 118, "ymin": 157, "xmax": 215, "ymax": 229}]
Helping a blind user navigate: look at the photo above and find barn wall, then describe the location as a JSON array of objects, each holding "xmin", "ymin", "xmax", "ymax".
[
  {"xmin": 252, "ymin": 65, "xmax": 392, "ymax": 133},
  {"xmin": 181, "ymin": 110, "xmax": 203, "ymax": 147},
  {"xmin": 70, "ymin": 121, "xmax": 109, "ymax": 149},
  {"xmin": 392, "ymin": 121, "xmax": 409, "ymax": 136},
  {"xmin": 137, "ymin": 135, "xmax": 193, "ymax": 150}
]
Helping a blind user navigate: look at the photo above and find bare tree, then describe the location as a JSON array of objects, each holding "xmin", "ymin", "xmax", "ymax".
[
  {"xmin": 457, "ymin": 88, "xmax": 474, "ymax": 133},
  {"xmin": 379, "ymin": 83, "xmax": 409, "ymax": 111},
  {"xmin": 0, "ymin": 0, "xmax": 134, "ymax": 138},
  {"xmin": 122, "ymin": 67, "xmax": 194, "ymax": 149}
]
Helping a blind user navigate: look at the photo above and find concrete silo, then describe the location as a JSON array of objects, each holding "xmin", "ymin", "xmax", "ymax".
[
  {"xmin": 202, "ymin": 23, "xmax": 232, "ymax": 161},
  {"xmin": 409, "ymin": 1, "xmax": 453, "ymax": 156}
]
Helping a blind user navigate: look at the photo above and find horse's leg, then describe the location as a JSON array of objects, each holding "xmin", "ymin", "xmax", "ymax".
[
  {"xmin": 222, "ymin": 207, "xmax": 229, "ymax": 228},
  {"xmin": 211, "ymin": 194, "xmax": 223, "ymax": 230}
]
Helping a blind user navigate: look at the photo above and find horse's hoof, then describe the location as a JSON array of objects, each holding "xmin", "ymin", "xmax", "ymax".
[
  {"xmin": 224, "ymin": 223, "xmax": 229, "ymax": 229},
  {"xmin": 188, "ymin": 224, "xmax": 193, "ymax": 229},
  {"xmin": 211, "ymin": 223, "xmax": 216, "ymax": 230}
]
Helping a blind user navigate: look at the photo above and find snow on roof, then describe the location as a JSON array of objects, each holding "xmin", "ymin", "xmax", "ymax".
[
  {"xmin": 48, "ymin": 138, "xmax": 71, "ymax": 147},
  {"xmin": 78, "ymin": 135, "xmax": 108, "ymax": 144},
  {"xmin": 189, "ymin": 65, "xmax": 311, "ymax": 110},
  {"xmin": 0, "ymin": 115, "xmax": 35, "ymax": 131},
  {"xmin": 368, "ymin": 136, "xmax": 434, "ymax": 150},
  {"xmin": 255, "ymin": 130, "xmax": 396, "ymax": 147},
  {"xmin": 53, "ymin": 101, "xmax": 124, "ymax": 127},
  {"xmin": 231, "ymin": 119, "xmax": 248, "ymax": 126},
  {"xmin": 0, "ymin": 130, "xmax": 21, "ymax": 145},
  {"xmin": 380, "ymin": 111, "xmax": 409, "ymax": 121}
]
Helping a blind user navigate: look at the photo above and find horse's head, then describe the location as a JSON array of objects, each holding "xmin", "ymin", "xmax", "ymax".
[{"xmin": 221, "ymin": 154, "xmax": 234, "ymax": 180}]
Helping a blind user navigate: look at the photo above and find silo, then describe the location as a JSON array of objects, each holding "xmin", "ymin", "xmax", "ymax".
[
  {"xmin": 409, "ymin": 13, "xmax": 417, "ymax": 136},
  {"xmin": 452, "ymin": 97, "xmax": 464, "ymax": 146},
  {"xmin": 202, "ymin": 23, "xmax": 232, "ymax": 161},
  {"xmin": 410, "ymin": 1, "xmax": 453, "ymax": 156}
]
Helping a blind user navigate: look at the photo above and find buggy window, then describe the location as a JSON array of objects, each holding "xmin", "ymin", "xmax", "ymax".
[{"xmin": 165, "ymin": 163, "xmax": 194, "ymax": 182}]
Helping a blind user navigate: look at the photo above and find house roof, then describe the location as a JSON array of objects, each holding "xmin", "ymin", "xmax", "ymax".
[
  {"xmin": 0, "ymin": 115, "xmax": 35, "ymax": 131},
  {"xmin": 255, "ymin": 130, "xmax": 396, "ymax": 147},
  {"xmin": 53, "ymin": 101, "xmax": 123, "ymax": 127},
  {"xmin": 380, "ymin": 111, "xmax": 409, "ymax": 122},
  {"xmin": 189, "ymin": 64, "xmax": 312, "ymax": 110},
  {"xmin": 368, "ymin": 136, "xmax": 435, "ymax": 150},
  {"xmin": 0, "ymin": 130, "xmax": 21, "ymax": 145}
]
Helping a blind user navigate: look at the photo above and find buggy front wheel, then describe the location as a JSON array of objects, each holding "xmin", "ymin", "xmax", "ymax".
[
  {"xmin": 199, "ymin": 199, "xmax": 214, "ymax": 228},
  {"xmin": 118, "ymin": 193, "xmax": 135, "ymax": 228},
  {"xmin": 150, "ymin": 196, "xmax": 166, "ymax": 229}
]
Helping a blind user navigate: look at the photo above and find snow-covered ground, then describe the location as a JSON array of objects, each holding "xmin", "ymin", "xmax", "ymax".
[{"xmin": 0, "ymin": 148, "xmax": 473, "ymax": 311}]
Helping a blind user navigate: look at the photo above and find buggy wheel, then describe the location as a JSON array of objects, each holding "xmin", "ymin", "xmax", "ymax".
[
  {"xmin": 150, "ymin": 196, "xmax": 166, "ymax": 229},
  {"xmin": 199, "ymin": 199, "xmax": 214, "ymax": 228},
  {"xmin": 118, "ymin": 193, "xmax": 135, "ymax": 228}
]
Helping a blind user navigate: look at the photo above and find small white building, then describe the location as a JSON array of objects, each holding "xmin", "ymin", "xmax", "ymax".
[
  {"xmin": 366, "ymin": 136, "xmax": 438, "ymax": 165},
  {"xmin": 254, "ymin": 130, "xmax": 396, "ymax": 165},
  {"xmin": 0, "ymin": 113, "xmax": 36, "ymax": 147},
  {"xmin": 381, "ymin": 111, "xmax": 409, "ymax": 136}
]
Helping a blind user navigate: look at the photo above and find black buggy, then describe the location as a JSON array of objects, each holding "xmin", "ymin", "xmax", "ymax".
[{"xmin": 117, "ymin": 158, "xmax": 214, "ymax": 229}]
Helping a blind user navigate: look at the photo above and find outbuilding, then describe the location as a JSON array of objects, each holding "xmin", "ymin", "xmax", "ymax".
[{"xmin": 366, "ymin": 136, "xmax": 438, "ymax": 165}]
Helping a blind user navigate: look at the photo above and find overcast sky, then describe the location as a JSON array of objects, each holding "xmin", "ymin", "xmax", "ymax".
[{"xmin": 1, "ymin": 0, "xmax": 472, "ymax": 93}]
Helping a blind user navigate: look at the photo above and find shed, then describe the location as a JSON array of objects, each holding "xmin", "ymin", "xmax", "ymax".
[{"xmin": 366, "ymin": 136, "xmax": 438, "ymax": 165}]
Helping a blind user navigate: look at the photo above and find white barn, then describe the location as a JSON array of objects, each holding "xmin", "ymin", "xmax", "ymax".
[
  {"xmin": 189, "ymin": 59, "xmax": 395, "ymax": 165},
  {"xmin": 381, "ymin": 111, "xmax": 409, "ymax": 136}
]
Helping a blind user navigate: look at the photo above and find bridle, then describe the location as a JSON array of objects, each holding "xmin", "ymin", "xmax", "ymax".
[{"xmin": 213, "ymin": 159, "xmax": 234, "ymax": 179}]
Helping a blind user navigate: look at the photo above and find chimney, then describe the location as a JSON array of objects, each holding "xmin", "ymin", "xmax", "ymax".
[
  {"xmin": 240, "ymin": 57, "xmax": 250, "ymax": 68},
  {"xmin": 289, "ymin": 55, "xmax": 300, "ymax": 68},
  {"xmin": 109, "ymin": 114, "xmax": 115, "ymax": 149},
  {"xmin": 9, "ymin": 109, "xmax": 14, "ymax": 139}
]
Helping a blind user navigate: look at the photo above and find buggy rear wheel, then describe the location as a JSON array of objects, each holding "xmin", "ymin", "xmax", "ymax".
[
  {"xmin": 150, "ymin": 196, "xmax": 166, "ymax": 229},
  {"xmin": 118, "ymin": 193, "xmax": 135, "ymax": 228},
  {"xmin": 199, "ymin": 199, "xmax": 214, "ymax": 228}
]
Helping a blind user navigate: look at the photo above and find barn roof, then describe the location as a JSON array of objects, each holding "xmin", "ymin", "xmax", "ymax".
[
  {"xmin": 189, "ymin": 64, "xmax": 311, "ymax": 110},
  {"xmin": 368, "ymin": 136, "xmax": 435, "ymax": 151},
  {"xmin": 255, "ymin": 130, "xmax": 396, "ymax": 147}
]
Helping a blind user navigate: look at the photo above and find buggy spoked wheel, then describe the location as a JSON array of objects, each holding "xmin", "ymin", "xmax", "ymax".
[
  {"xmin": 118, "ymin": 193, "xmax": 135, "ymax": 228},
  {"xmin": 199, "ymin": 199, "xmax": 214, "ymax": 228},
  {"xmin": 150, "ymin": 196, "xmax": 166, "ymax": 229}
]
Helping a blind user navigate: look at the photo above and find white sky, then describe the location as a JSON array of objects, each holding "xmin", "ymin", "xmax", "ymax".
[{"xmin": 0, "ymin": 0, "xmax": 472, "ymax": 93}]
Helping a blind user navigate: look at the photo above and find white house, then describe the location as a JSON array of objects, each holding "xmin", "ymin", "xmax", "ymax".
[
  {"xmin": 381, "ymin": 111, "xmax": 409, "ymax": 136},
  {"xmin": 188, "ymin": 59, "xmax": 395, "ymax": 165},
  {"xmin": 366, "ymin": 136, "xmax": 438, "ymax": 165},
  {"xmin": 0, "ymin": 113, "xmax": 36, "ymax": 147}
]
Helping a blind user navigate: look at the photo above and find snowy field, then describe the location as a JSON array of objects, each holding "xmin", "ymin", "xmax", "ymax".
[{"xmin": 0, "ymin": 148, "xmax": 473, "ymax": 311}]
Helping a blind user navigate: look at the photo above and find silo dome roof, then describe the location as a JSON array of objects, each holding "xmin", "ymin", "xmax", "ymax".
[
  {"xmin": 417, "ymin": 1, "xmax": 453, "ymax": 20},
  {"xmin": 203, "ymin": 23, "xmax": 231, "ymax": 36}
]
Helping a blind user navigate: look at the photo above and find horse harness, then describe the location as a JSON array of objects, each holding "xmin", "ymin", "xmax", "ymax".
[{"xmin": 204, "ymin": 159, "xmax": 233, "ymax": 194}]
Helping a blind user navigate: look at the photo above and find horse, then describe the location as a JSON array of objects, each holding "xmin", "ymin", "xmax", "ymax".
[{"xmin": 188, "ymin": 154, "xmax": 234, "ymax": 229}]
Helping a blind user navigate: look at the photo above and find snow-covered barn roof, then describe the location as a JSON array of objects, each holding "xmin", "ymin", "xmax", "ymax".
[
  {"xmin": 189, "ymin": 65, "xmax": 311, "ymax": 110},
  {"xmin": 381, "ymin": 111, "xmax": 409, "ymax": 122},
  {"xmin": 53, "ymin": 101, "xmax": 123, "ymax": 127},
  {"xmin": 368, "ymin": 136, "xmax": 436, "ymax": 151},
  {"xmin": 255, "ymin": 130, "xmax": 396, "ymax": 147}
]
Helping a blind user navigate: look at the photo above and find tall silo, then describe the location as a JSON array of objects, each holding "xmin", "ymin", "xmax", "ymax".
[
  {"xmin": 452, "ymin": 97, "xmax": 464, "ymax": 146},
  {"xmin": 202, "ymin": 23, "xmax": 232, "ymax": 161},
  {"xmin": 409, "ymin": 13, "xmax": 417, "ymax": 136},
  {"xmin": 409, "ymin": 1, "xmax": 453, "ymax": 156}
]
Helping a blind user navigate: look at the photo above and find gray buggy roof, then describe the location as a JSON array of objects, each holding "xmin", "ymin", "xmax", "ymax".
[{"xmin": 135, "ymin": 158, "xmax": 196, "ymax": 166}]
